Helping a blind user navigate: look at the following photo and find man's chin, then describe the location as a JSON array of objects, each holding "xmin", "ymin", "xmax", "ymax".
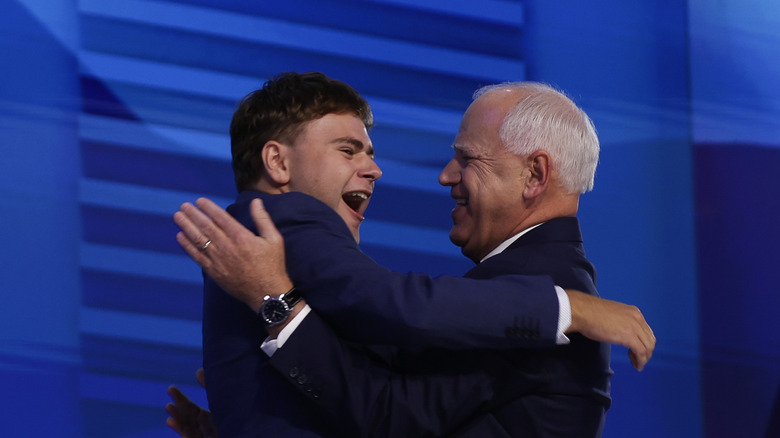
[
  {"xmin": 337, "ymin": 208, "xmax": 362, "ymax": 242},
  {"xmin": 449, "ymin": 230, "xmax": 467, "ymax": 249}
]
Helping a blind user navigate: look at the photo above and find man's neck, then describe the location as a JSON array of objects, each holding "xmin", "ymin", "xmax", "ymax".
[
  {"xmin": 252, "ymin": 179, "xmax": 287, "ymax": 194},
  {"xmin": 470, "ymin": 194, "xmax": 580, "ymax": 263}
]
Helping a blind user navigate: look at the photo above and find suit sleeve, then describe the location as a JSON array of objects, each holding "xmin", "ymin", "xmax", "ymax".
[
  {"xmin": 267, "ymin": 310, "xmax": 538, "ymax": 438},
  {"xmin": 237, "ymin": 192, "xmax": 560, "ymax": 349}
]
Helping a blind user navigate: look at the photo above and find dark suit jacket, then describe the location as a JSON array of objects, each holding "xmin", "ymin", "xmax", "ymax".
[
  {"xmin": 203, "ymin": 191, "xmax": 562, "ymax": 437},
  {"xmin": 451, "ymin": 217, "xmax": 612, "ymax": 437},
  {"xmin": 268, "ymin": 215, "xmax": 612, "ymax": 437}
]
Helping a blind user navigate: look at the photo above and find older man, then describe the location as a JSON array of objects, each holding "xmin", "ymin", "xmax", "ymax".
[{"xmin": 173, "ymin": 75, "xmax": 654, "ymax": 437}]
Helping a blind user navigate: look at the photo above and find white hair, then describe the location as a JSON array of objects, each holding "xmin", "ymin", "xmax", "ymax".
[{"xmin": 474, "ymin": 82, "xmax": 600, "ymax": 194}]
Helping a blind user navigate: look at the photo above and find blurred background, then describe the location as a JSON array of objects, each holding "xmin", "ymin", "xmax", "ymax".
[{"xmin": 1, "ymin": 0, "xmax": 778, "ymax": 437}]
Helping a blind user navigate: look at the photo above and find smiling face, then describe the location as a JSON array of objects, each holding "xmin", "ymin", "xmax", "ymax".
[
  {"xmin": 284, "ymin": 113, "xmax": 381, "ymax": 243},
  {"xmin": 438, "ymin": 90, "xmax": 532, "ymax": 262}
]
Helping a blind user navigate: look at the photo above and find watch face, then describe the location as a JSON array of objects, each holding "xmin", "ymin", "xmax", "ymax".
[{"xmin": 261, "ymin": 298, "xmax": 290, "ymax": 325}]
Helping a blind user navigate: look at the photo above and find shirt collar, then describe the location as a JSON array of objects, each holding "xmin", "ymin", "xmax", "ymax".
[{"xmin": 480, "ymin": 222, "xmax": 544, "ymax": 263}]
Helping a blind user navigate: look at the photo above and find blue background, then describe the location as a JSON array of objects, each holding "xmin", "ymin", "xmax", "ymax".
[{"xmin": 1, "ymin": 1, "xmax": 778, "ymax": 437}]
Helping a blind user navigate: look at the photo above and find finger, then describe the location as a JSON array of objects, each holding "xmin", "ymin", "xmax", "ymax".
[
  {"xmin": 173, "ymin": 210, "xmax": 203, "ymax": 250},
  {"xmin": 167, "ymin": 385, "xmax": 198, "ymax": 412},
  {"xmin": 633, "ymin": 318, "xmax": 655, "ymax": 364},
  {"xmin": 167, "ymin": 385, "xmax": 186, "ymax": 401},
  {"xmin": 627, "ymin": 330, "xmax": 651, "ymax": 371},
  {"xmin": 198, "ymin": 411, "xmax": 214, "ymax": 434},
  {"xmin": 165, "ymin": 416, "xmax": 183, "ymax": 434},
  {"xmin": 196, "ymin": 368, "xmax": 206, "ymax": 389},
  {"xmin": 180, "ymin": 202, "xmax": 226, "ymax": 246},
  {"xmin": 638, "ymin": 331, "xmax": 655, "ymax": 362},
  {"xmin": 196, "ymin": 197, "xmax": 249, "ymax": 240},
  {"xmin": 250, "ymin": 198, "xmax": 281, "ymax": 240},
  {"xmin": 174, "ymin": 207, "xmax": 219, "ymax": 261},
  {"xmin": 174, "ymin": 204, "xmax": 211, "ymax": 244},
  {"xmin": 176, "ymin": 231, "xmax": 211, "ymax": 269},
  {"xmin": 643, "ymin": 324, "xmax": 656, "ymax": 353},
  {"xmin": 628, "ymin": 350, "xmax": 642, "ymax": 371}
]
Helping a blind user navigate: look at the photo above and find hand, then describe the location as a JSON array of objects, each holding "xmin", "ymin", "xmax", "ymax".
[
  {"xmin": 165, "ymin": 369, "xmax": 218, "ymax": 438},
  {"xmin": 174, "ymin": 197, "xmax": 293, "ymax": 313},
  {"xmin": 565, "ymin": 290, "xmax": 656, "ymax": 371}
]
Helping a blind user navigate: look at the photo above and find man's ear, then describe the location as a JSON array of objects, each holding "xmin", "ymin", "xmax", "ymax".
[
  {"xmin": 523, "ymin": 151, "xmax": 551, "ymax": 198},
  {"xmin": 262, "ymin": 141, "xmax": 291, "ymax": 186}
]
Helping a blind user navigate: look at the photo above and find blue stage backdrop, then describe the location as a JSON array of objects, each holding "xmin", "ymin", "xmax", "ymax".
[{"xmin": 1, "ymin": 1, "xmax": 778, "ymax": 437}]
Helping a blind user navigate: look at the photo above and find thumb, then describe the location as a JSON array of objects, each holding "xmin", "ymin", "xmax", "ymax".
[
  {"xmin": 196, "ymin": 368, "xmax": 206, "ymax": 389},
  {"xmin": 250, "ymin": 198, "xmax": 281, "ymax": 240}
]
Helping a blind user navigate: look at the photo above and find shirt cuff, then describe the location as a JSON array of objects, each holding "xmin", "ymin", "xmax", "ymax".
[
  {"xmin": 260, "ymin": 304, "xmax": 312, "ymax": 357},
  {"xmin": 555, "ymin": 285, "xmax": 571, "ymax": 345}
]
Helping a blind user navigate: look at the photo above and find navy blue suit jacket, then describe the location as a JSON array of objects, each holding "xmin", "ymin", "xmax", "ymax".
[
  {"xmin": 451, "ymin": 217, "xmax": 612, "ymax": 437},
  {"xmin": 268, "ymin": 215, "xmax": 612, "ymax": 437},
  {"xmin": 203, "ymin": 191, "xmax": 562, "ymax": 437}
]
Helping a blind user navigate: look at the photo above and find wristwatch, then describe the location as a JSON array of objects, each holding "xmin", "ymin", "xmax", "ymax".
[{"xmin": 258, "ymin": 287, "xmax": 302, "ymax": 327}]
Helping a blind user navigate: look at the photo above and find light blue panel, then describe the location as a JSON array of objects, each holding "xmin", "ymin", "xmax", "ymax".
[
  {"xmin": 79, "ymin": 0, "xmax": 523, "ymax": 82},
  {"xmin": 689, "ymin": 0, "xmax": 780, "ymax": 146},
  {"xmin": 79, "ymin": 178, "xmax": 233, "ymax": 218},
  {"xmin": 523, "ymin": 1, "xmax": 700, "ymax": 437},
  {"xmin": 606, "ymin": 355, "xmax": 701, "ymax": 437},
  {"xmin": 0, "ymin": 0, "xmax": 81, "ymax": 346},
  {"xmin": 365, "ymin": 0, "xmax": 524, "ymax": 26},
  {"xmin": 0, "ymin": 0, "xmax": 82, "ymax": 436},
  {"xmin": 80, "ymin": 308, "xmax": 201, "ymax": 349},
  {"xmin": 80, "ymin": 243, "xmax": 200, "ymax": 284},
  {"xmin": 690, "ymin": 2, "xmax": 780, "ymax": 436},
  {"xmin": 359, "ymin": 220, "xmax": 461, "ymax": 258}
]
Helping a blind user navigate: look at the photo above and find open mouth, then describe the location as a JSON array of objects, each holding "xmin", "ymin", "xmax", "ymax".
[{"xmin": 342, "ymin": 191, "xmax": 370, "ymax": 214}]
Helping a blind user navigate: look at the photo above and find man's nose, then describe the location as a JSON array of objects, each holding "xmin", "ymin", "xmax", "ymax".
[
  {"xmin": 360, "ymin": 157, "xmax": 382, "ymax": 181},
  {"xmin": 438, "ymin": 159, "xmax": 460, "ymax": 186}
]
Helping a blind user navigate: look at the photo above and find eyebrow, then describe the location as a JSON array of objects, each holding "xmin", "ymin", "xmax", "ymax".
[
  {"xmin": 333, "ymin": 136, "xmax": 375, "ymax": 156},
  {"xmin": 452, "ymin": 143, "xmax": 475, "ymax": 155}
]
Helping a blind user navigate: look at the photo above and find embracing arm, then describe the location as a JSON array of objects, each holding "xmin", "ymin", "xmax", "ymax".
[
  {"xmin": 174, "ymin": 195, "xmax": 654, "ymax": 367},
  {"xmin": 176, "ymin": 194, "xmax": 558, "ymax": 349}
]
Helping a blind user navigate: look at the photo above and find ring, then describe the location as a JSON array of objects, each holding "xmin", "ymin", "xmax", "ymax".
[{"xmin": 201, "ymin": 240, "xmax": 212, "ymax": 251}]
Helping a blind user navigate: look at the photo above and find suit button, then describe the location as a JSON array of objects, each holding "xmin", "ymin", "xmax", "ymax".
[
  {"xmin": 307, "ymin": 382, "xmax": 322, "ymax": 398},
  {"xmin": 289, "ymin": 367, "xmax": 299, "ymax": 378},
  {"xmin": 297, "ymin": 374, "xmax": 308, "ymax": 385}
]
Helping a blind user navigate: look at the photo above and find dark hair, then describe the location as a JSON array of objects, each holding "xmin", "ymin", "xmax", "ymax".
[{"xmin": 230, "ymin": 72, "xmax": 374, "ymax": 191}]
